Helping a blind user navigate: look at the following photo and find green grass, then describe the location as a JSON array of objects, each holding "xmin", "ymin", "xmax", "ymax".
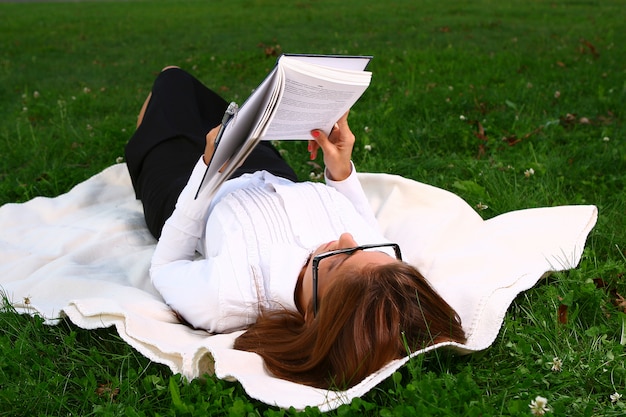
[{"xmin": 1, "ymin": 0, "xmax": 625, "ymax": 415}]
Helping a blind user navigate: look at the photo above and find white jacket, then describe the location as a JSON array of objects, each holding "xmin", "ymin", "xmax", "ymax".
[{"xmin": 151, "ymin": 157, "xmax": 386, "ymax": 333}]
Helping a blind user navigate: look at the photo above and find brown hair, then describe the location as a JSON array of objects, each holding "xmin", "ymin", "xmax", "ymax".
[{"xmin": 233, "ymin": 261, "xmax": 466, "ymax": 389}]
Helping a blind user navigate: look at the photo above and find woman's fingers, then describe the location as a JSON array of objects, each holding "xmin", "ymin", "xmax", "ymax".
[
  {"xmin": 308, "ymin": 139, "xmax": 320, "ymax": 160},
  {"xmin": 309, "ymin": 113, "xmax": 355, "ymax": 181}
]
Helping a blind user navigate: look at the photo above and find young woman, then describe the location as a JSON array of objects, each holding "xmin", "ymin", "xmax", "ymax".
[{"xmin": 125, "ymin": 66, "xmax": 466, "ymax": 390}]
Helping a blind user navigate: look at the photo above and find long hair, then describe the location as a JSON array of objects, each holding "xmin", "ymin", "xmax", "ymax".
[{"xmin": 233, "ymin": 262, "xmax": 466, "ymax": 389}]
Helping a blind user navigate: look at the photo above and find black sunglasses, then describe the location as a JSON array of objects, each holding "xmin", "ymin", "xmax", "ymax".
[{"xmin": 311, "ymin": 243, "xmax": 402, "ymax": 316}]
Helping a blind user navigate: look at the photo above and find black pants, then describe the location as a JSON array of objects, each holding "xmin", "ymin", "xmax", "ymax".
[{"xmin": 125, "ymin": 68, "xmax": 297, "ymax": 239}]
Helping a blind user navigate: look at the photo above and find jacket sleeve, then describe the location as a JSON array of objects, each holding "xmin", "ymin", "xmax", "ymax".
[
  {"xmin": 324, "ymin": 162, "xmax": 379, "ymax": 230},
  {"xmin": 151, "ymin": 157, "xmax": 212, "ymax": 269},
  {"xmin": 149, "ymin": 157, "xmax": 255, "ymax": 332}
]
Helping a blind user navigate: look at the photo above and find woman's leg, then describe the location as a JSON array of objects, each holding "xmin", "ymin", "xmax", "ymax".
[
  {"xmin": 125, "ymin": 67, "xmax": 229, "ymax": 191},
  {"xmin": 125, "ymin": 67, "xmax": 297, "ymax": 239},
  {"xmin": 136, "ymin": 92, "xmax": 152, "ymax": 128},
  {"xmin": 135, "ymin": 66, "xmax": 180, "ymax": 128},
  {"xmin": 125, "ymin": 67, "xmax": 229, "ymax": 238}
]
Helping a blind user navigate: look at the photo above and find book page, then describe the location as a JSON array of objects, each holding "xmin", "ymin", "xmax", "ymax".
[
  {"xmin": 196, "ymin": 54, "xmax": 372, "ymax": 198},
  {"xmin": 195, "ymin": 68, "xmax": 279, "ymax": 198},
  {"xmin": 283, "ymin": 54, "xmax": 371, "ymax": 71},
  {"xmin": 262, "ymin": 57, "xmax": 371, "ymax": 140}
]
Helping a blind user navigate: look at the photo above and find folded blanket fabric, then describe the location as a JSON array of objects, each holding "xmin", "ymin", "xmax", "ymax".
[{"xmin": 0, "ymin": 164, "xmax": 597, "ymax": 411}]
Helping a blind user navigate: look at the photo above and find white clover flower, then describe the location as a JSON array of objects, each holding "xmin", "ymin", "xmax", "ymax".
[
  {"xmin": 115, "ymin": 156, "xmax": 124, "ymax": 164},
  {"xmin": 364, "ymin": 126, "xmax": 370, "ymax": 133},
  {"xmin": 364, "ymin": 144, "xmax": 372, "ymax": 151},
  {"xmin": 524, "ymin": 168, "xmax": 535, "ymax": 178},
  {"xmin": 476, "ymin": 202, "xmax": 488, "ymax": 211},
  {"xmin": 529, "ymin": 396, "xmax": 550, "ymax": 415},
  {"xmin": 554, "ymin": 91, "xmax": 561, "ymax": 99},
  {"xmin": 22, "ymin": 106, "xmax": 28, "ymax": 112},
  {"xmin": 33, "ymin": 91, "xmax": 40, "ymax": 98},
  {"xmin": 603, "ymin": 136, "xmax": 610, "ymax": 142},
  {"xmin": 550, "ymin": 357, "xmax": 562, "ymax": 372},
  {"xmin": 460, "ymin": 115, "xmax": 466, "ymax": 121},
  {"xmin": 83, "ymin": 87, "xmax": 91, "ymax": 94},
  {"xmin": 610, "ymin": 392, "xmax": 622, "ymax": 403}
]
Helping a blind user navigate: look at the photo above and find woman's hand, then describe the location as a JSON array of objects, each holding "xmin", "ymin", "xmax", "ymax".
[
  {"xmin": 308, "ymin": 112, "xmax": 355, "ymax": 181},
  {"xmin": 203, "ymin": 125, "xmax": 221, "ymax": 165}
]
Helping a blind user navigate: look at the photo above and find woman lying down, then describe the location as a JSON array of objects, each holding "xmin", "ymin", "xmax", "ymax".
[{"xmin": 124, "ymin": 66, "xmax": 466, "ymax": 390}]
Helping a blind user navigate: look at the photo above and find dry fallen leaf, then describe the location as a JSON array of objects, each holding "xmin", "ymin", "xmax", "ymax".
[
  {"xmin": 257, "ymin": 42, "xmax": 282, "ymax": 57},
  {"xmin": 579, "ymin": 39, "xmax": 600, "ymax": 58},
  {"xmin": 96, "ymin": 382, "xmax": 120, "ymax": 401},
  {"xmin": 473, "ymin": 121, "xmax": 488, "ymax": 158},
  {"xmin": 558, "ymin": 303, "xmax": 568, "ymax": 324},
  {"xmin": 502, "ymin": 125, "xmax": 544, "ymax": 146},
  {"xmin": 613, "ymin": 293, "xmax": 626, "ymax": 313}
]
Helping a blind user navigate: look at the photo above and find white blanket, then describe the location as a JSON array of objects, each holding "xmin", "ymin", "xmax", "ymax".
[{"xmin": 0, "ymin": 163, "xmax": 597, "ymax": 411}]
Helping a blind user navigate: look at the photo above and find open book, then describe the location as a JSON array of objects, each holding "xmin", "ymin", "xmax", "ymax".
[{"xmin": 195, "ymin": 54, "xmax": 372, "ymax": 199}]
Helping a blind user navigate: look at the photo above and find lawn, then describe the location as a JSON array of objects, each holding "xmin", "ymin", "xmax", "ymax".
[{"xmin": 1, "ymin": 0, "xmax": 625, "ymax": 415}]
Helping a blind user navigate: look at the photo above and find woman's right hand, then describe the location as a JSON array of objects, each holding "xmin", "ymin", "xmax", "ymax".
[{"xmin": 309, "ymin": 112, "xmax": 355, "ymax": 181}]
